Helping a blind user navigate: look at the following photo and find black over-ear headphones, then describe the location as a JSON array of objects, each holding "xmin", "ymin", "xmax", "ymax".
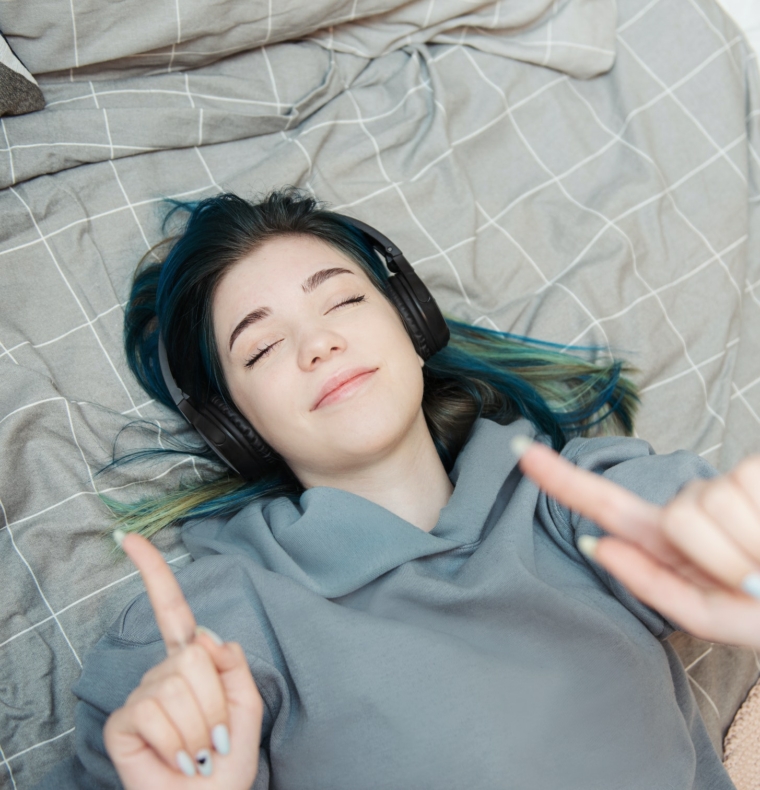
[{"xmin": 157, "ymin": 213, "xmax": 450, "ymax": 480}]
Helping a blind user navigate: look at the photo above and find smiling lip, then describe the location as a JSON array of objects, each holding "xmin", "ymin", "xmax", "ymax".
[{"xmin": 312, "ymin": 367, "xmax": 378, "ymax": 410}]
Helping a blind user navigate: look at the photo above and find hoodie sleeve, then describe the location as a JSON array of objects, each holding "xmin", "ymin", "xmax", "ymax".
[
  {"xmin": 33, "ymin": 554, "xmax": 284, "ymax": 789},
  {"xmin": 539, "ymin": 434, "xmax": 718, "ymax": 640}
]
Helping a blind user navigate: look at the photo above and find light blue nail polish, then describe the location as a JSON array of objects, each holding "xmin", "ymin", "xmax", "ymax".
[
  {"xmin": 196, "ymin": 748, "xmax": 213, "ymax": 777},
  {"xmin": 510, "ymin": 435, "xmax": 533, "ymax": 459},
  {"xmin": 577, "ymin": 535, "xmax": 599, "ymax": 559},
  {"xmin": 196, "ymin": 625, "xmax": 224, "ymax": 646},
  {"xmin": 741, "ymin": 572, "xmax": 760, "ymax": 600},
  {"xmin": 176, "ymin": 750, "xmax": 196, "ymax": 777},
  {"xmin": 212, "ymin": 723, "xmax": 231, "ymax": 756}
]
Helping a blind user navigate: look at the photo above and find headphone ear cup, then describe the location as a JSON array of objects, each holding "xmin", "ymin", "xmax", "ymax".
[
  {"xmin": 386, "ymin": 274, "xmax": 448, "ymax": 360},
  {"xmin": 202, "ymin": 395, "xmax": 280, "ymax": 480},
  {"xmin": 387, "ymin": 275, "xmax": 432, "ymax": 358},
  {"xmin": 158, "ymin": 332, "xmax": 277, "ymax": 480}
]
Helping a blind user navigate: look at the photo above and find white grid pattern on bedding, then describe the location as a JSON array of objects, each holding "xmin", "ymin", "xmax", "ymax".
[
  {"xmin": 1, "ymin": 0, "xmax": 760, "ymax": 785},
  {"xmin": 8, "ymin": 187, "xmax": 144, "ymax": 415}
]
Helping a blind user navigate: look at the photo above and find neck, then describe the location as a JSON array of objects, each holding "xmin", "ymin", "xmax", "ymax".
[{"xmin": 298, "ymin": 410, "xmax": 454, "ymax": 533}]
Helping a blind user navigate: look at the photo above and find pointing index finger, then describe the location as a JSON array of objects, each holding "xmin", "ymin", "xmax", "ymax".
[
  {"xmin": 511, "ymin": 436, "xmax": 661, "ymax": 543},
  {"xmin": 117, "ymin": 532, "xmax": 196, "ymax": 655}
]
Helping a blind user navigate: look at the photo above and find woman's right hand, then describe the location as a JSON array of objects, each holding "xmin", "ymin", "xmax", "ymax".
[
  {"xmin": 103, "ymin": 533, "xmax": 264, "ymax": 790},
  {"xmin": 514, "ymin": 438, "xmax": 760, "ymax": 649}
]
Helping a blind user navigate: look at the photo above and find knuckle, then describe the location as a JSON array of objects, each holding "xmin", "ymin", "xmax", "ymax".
[
  {"xmin": 733, "ymin": 456, "xmax": 760, "ymax": 485},
  {"xmin": 181, "ymin": 715, "xmax": 212, "ymax": 753},
  {"xmin": 250, "ymin": 684, "xmax": 264, "ymax": 712},
  {"xmin": 746, "ymin": 454, "xmax": 760, "ymax": 472},
  {"xmin": 125, "ymin": 687, "xmax": 143, "ymax": 706},
  {"xmin": 226, "ymin": 641, "xmax": 256, "ymax": 670},
  {"xmin": 159, "ymin": 673, "xmax": 188, "ymax": 702},
  {"xmin": 605, "ymin": 496, "xmax": 629, "ymax": 525},
  {"xmin": 680, "ymin": 479, "xmax": 706, "ymax": 500},
  {"xmin": 226, "ymin": 641, "xmax": 247, "ymax": 664},
  {"xmin": 179, "ymin": 642, "xmax": 209, "ymax": 672},
  {"xmin": 181, "ymin": 720, "xmax": 211, "ymax": 753},
  {"xmin": 103, "ymin": 710, "xmax": 121, "ymax": 746},
  {"xmin": 662, "ymin": 499, "xmax": 694, "ymax": 538},
  {"xmin": 700, "ymin": 478, "xmax": 734, "ymax": 513},
  {"xmin": 132, "ymin": 697, "xmax": 161, "ymax": 729},
  {"xmin": 204, "ymin": 681, "xmax": 227, "ymax": 710},
  {"xmin": 202, "ymin": 687, "xmax": 229, "ymax": 724},
  {"xmin": 132, "ymin": 695, "xmax": 159, "ymax": 719},
  {"xmin": 141, "ymin": 661, "xmax": 168, "ymax": 684},
  {"xmin": 155, "ymin": 674, "xmax": 211, "ymax": 740}
]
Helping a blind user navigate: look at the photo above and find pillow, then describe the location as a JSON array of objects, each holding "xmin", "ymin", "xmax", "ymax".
[
  {"xmin": 0, "ymin": 0, "xmax": 615, "ymax": 80},
  {"xmin": 0, "ymin": 32, "xmax": 44, "ymax": 116},
  {"xmin": 0, "ymin": 0, "xmax": 427, "ymax": 76}
]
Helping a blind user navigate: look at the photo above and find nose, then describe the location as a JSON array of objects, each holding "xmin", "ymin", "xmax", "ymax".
[{"xmin": 297, "ymin": 325, "xmax": 347, "ymax": 370}]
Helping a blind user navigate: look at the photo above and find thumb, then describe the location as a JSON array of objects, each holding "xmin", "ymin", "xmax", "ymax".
[{"xmin": 193, "ymin": 627, "xmax": 264, "ymax": 715}]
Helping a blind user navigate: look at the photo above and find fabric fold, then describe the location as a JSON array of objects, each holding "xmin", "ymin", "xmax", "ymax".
[
  {"xmin": 1, "ymin": 0, "xmax": 616, "ymax": 79},
  {"xmin": 183, "ymin": 418, "xmax": 535, "ymax": 597}
]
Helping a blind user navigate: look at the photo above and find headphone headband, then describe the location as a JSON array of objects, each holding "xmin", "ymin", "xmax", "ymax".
[
  {"xmin": 158, "ymin": 213, "xmax": 450, "ymax": 480},
  {"xmin": 341, "ymin": 216, "xmax": 430, "ymax": 302}
]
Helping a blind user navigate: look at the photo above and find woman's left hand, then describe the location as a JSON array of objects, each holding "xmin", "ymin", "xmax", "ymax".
[{"xmin": 514, "ymin": 437, "xmax": 760, "ymax": 649}]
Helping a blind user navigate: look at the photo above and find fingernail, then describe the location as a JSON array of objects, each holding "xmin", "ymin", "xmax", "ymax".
[
  {"xmin": 510, "ymin": 435, "xmax": 533, "ymax": 459},
  {"xmin": 578, "ymin": 535, "xmax": 599, "ymax": 559},
  {"xmin": 212, "ymin": 723, "xmax": 231, "ymax": 756},
  {"xmin": 741, "ymin": 572, "xmax": 760, "ymax": 600},
  {"xmin": 112, "ymin": 528, "xmax": 126, "ymax": 547},
  {"xmin": 195, "ymin": 748, "xmax": 213, "ymax": 777},
  {"xmin": 176, "ymin": 750, "xmax": 196, "ymax": 777},
  {"xmin": 196, "ymin": 625, "xmax": 224, "ymax": 646}
]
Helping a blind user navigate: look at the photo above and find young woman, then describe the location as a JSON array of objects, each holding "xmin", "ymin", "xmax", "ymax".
[{"xmin": 39, "ymin": 190, "xmax": 760, "ymax": 789}]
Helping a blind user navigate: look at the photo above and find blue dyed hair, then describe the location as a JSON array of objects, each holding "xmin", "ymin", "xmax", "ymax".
[{"xmin": 114, "ymin": 188, "xmax": 639, "ymax": 537}]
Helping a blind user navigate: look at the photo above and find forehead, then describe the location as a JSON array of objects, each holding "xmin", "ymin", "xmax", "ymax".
[
  {"xmin": 212, "ymin": 234, "xmax": 373, "ymax": 331},
  {"xmin": 217, "ymin": 234, "xmax": 366, "ymax": 297}
]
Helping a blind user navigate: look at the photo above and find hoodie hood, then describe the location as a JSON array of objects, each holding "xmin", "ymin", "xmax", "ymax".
[{"xmin": 182, "ymin": 417, "xmax": 535, "ymax": 598}]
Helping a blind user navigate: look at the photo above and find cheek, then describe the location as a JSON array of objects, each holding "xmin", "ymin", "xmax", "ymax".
[
  {"xmin": 383, "ymin": 317, "xmax": 424, "ymax": 380},
  {"xmin": 363, "ymin": 322, "xmax": 425, "ymax": 416},
  {"xmin": 226, "ymin": 366, "xmax": 296, "ymax": 446}
]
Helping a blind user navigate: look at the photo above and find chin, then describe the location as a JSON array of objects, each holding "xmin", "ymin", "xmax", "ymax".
[{"xmin": 308, "ymin": 399, "xmax": 422, "ymax": 467}]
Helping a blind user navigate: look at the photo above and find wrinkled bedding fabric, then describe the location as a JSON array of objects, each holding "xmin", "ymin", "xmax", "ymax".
[
  {"xmin": 1, "ymin": 0, "xmax": 760, "ymax": 785},
  {"xmin": 2, "ymin": 0, "xmax": 615, "ymax": 77}
]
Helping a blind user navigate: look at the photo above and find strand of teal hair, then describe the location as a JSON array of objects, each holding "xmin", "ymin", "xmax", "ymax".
[
  {"xmin": 436, "ymin": 319, "xmax": 639, "ymax": 441},
  {"xmin": 101, "ymin": 470, "xmax": 300, "ymax": 541}
]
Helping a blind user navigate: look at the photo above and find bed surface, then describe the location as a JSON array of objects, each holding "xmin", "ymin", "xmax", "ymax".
[{"xmin": 1, "ymin": 0, "xmax": 760, "ymax": 786}]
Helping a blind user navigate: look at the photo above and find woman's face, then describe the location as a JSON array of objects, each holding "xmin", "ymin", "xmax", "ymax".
[{"xmin": 212, "ymin": 234, "xmax": 425, "ymax": 483}]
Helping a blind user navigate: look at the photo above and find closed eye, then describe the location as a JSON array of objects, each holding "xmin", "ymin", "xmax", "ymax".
[
  {"xmin": 331, "ymin": 293, "xmax": 366, "ymax": 311},
  {"xmin": 245, "ymin": 339, "xmax": 282, "ymax": 368},
  {"xmin": 244, "ymin": 294, "xmax": 366, "ymax": 368}
]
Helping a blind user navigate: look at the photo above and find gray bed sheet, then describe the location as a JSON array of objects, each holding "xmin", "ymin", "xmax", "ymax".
[{"xmin": 1, "ymin": 0, "xmax": 760, "ymax": 786}]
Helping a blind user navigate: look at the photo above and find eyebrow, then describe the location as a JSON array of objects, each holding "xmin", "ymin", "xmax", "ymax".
[{"xmin": 228, "ymin": 267, "xmax": 355, "ymax": 351}]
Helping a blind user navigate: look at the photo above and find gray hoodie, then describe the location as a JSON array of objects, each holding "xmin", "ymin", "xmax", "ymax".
[{"xmin": 37, "ymin": 417, "xmax": 735, "ymax": 789}]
